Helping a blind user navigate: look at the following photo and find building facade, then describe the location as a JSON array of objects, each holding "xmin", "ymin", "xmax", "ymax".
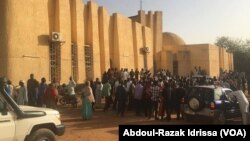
[{"xmin": 0, "ymin": 0, "xmax": 233, "ymax": 85}]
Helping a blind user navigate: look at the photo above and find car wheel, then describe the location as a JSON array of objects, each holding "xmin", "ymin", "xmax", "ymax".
[
  {"xmin": 213, "ymin": 112, "xmax": 226, "ymax": 125},
  {"xmin": 188, "ymin": 96, "xmax": 204, "ymax": 112},
  {"xmin": 27, "ymin": 128, "xmax": 56, "ymax": 141}
]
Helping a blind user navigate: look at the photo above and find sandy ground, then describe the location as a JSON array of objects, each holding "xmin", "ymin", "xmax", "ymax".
[
  {"xmin": 57, "ymin": 94, "xmax": 247, "ymax": 141},
  {"xmin": 57, "ymin": 105, "xmax": 192, "ymax": 141},
  {"xmin": 57, "ymin": 107, "xmax": 243, "ymax": 141}
]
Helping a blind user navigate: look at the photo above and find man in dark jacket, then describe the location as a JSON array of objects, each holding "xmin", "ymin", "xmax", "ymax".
[
  {"xmin": 116, "ymin": 81, "xmax": 127, "ymax": 117},
  {"xmin": 27, "ymin": 74, "xmax": 39, "ymax": 106},
  {"xmin": 163, "ymin": 81, "xmax": 173, "ymax": 121},
  {"xmin": 174, "ymin": 83, "xmax": 186, "ymax": 119}
]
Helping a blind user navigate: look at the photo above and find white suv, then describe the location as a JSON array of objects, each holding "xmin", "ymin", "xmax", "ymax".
[{"xmin": 0, "ymin": 90, "xmax": 65, "ymax": 141}]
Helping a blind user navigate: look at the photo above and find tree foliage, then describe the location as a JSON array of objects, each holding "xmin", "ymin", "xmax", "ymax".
[{"xmin": 215, "ymin": 36, "xmax": 250, "ymax": 74}]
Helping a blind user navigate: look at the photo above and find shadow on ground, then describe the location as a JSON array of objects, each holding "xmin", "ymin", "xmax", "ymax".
[{"xmin": 58, "ymin": 105, "xmax": 236, "ymax": 132}]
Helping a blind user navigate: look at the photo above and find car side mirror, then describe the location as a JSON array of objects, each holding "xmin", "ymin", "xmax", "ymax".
[{"xmin": 0, "ymin": 102, "xmax": 8, "ymax": 116}]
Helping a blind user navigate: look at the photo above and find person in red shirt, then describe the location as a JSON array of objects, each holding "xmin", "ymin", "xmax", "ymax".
[{"xmin": 44, "ymin": 83, "xmax": 58, "ymax": 109}]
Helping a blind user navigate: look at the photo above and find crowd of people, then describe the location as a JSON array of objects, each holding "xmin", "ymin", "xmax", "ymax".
[
  {"xmin": 87, "ymin": 67, "xmax": 250, "ymax": 120},
  {"xmin": 1, "ymin": 67, "xmax": 249, "ymax": 121},
  {"xmin": 1, "ymin": 74, "xmax": 77, "ymax": 110}
]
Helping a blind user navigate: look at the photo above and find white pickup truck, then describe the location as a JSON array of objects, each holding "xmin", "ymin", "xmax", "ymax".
[{"xmin": 0, "ymin": 89, "xmax": 65, "ymax": 141}]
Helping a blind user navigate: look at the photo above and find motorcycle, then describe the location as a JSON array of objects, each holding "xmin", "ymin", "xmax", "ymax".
[{"xmin": 59, "ymin": 93, "xmax": 78, "ymax": 108}]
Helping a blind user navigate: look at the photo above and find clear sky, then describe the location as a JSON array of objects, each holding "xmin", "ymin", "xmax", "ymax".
[{"xmin": 83, "ymin": 0, "xmax": 250, "ymax": 44}]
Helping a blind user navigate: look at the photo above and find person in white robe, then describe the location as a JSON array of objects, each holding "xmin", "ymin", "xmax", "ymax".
[
  {"xmin": 16, "ymin": 80, "xmax": 28, "ymax": 105},
  {"xmin": 228, "ymin": 90, "xmax": 249, "ymax": 125}
]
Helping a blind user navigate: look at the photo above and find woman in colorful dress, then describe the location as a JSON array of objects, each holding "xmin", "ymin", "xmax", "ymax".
[{"xmin": 81, "ymin": 81, "xmax": 95, "ymax": 120}]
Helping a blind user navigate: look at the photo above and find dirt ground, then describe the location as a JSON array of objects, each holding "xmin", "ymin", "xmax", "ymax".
[
  {"xmin": 57, "ymin": 94, "xmax": 247, "ymax": 141},
  {"xmin": 57, "ymin": 105, "xmax": 191, "ymax": 141}
]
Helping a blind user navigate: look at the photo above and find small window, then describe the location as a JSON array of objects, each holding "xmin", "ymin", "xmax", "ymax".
[{"xmin": 188, "ymin": 87, "xmax": 201, "ymax": 96}]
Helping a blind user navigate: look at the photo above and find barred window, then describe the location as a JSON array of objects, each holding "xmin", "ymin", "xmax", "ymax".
[
  {"xmin": 71, "ymin": 43, "xmax": 78, "ymax": 82},
  {"xmin": 49, "ymin": 43, "xmax": 61, "ymax": 83},
  {"xmin": 85, "ymin": 45, "xmax": 93, "ymax": 79}
]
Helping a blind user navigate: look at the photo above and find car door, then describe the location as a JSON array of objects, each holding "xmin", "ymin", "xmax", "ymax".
[
  {"xmin": 223, "ymin": 90, "xmax": 241, "ymax": 118},
  {"xmin": 0, "ymin": 95, "xmax": 15, "ymax": 141}
]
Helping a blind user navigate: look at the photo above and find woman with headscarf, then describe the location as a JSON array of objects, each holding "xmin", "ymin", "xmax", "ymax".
[{"xmin": 81, "ymin": 81, "xmax": 95, "ymax": 120}]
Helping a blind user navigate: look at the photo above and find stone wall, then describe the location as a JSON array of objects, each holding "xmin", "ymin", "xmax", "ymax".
[{"xmin": 112, "ymin": 13, "xmax": 135, "ymax": 69}]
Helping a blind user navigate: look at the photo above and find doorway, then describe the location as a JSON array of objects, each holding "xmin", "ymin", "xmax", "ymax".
[{"xmin": 173, "ymin": 60, "xmax": 178, "ymax": 76}]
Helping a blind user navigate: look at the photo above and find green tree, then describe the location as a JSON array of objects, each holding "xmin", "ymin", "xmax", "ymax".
[{"xmin": 215, "ymin": 37, "xmax": 250, "ymax": 74}]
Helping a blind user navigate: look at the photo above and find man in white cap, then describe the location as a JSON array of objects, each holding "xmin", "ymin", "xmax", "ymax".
[
  {"xmin": 68, "ymin": 76, "xmax": 76, "ymax": 96},
  {"xmin": 16, "ymin": 80, "xmax": 28, "ymax": 105}
]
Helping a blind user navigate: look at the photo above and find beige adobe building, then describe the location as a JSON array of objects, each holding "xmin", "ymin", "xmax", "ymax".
[{"xmin": 0, "ymin": 0, "xmax": 233, "ymax": 85}]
